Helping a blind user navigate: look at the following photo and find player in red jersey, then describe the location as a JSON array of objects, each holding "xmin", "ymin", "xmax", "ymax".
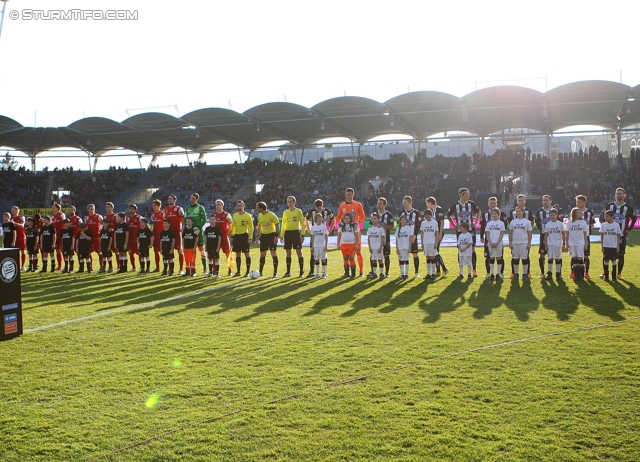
[
  {"xmin": 163, "ymin": 194, "xmax": 185, "ymax": 272},
  {"xmin": 10, "ymin": 206, "xmax": 27, "ymax": 270},
  {"xmin": 126, "ymin": 204, "xmax": 142, "ymax": 271},
  {"xmin": 66, "ymin": 206, "xmax": 83, "ymax": 263},
  {"xmin": 335, "ymin": 188, "xmax": 367, "ymax": 276},
  {"xmin": 213, "ymin": 199, "xmax": 234, "ymax": 275},
  {"xmin": 104, "ymin": 202, "xmax": 120, "ymax": 268},
  {"xmin": 84, "ymin": 204, "xmax": 103, "ymax": 266},
  {"xmin": 67, "ymin": 206, "xmax": 83, "ymax": 237},
  {"xmin": 150, "ymin": 199, "xmax": 165, "ymax": 272},
  {"xmin": 50, "ymin": 203, "xmax": 66, "ymax": 270}
]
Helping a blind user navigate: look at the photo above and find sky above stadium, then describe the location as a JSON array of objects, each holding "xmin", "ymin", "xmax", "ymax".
[{"xmin": 1, "ymin": 0, "xmax": 638, "ymax": 169}]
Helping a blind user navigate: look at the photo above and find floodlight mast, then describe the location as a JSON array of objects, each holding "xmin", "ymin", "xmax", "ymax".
[{"xmin": 0, "ymin": 1, "xmax": 8, "ymax": 42}]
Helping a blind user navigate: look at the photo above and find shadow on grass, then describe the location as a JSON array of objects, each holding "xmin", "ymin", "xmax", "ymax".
[
  {"xmin": 340, "ymin": 280, "xmax": 409, "ymax": 317},
  {"xmin": 504, "ymin": 278, "xmax": 539, "ymax": 321},
  {"xmin": 378, "ymin": 280, "xmax": 428, "ymax": 314},
  {"xmin": 125, "ymin": 278, "xmax": 255, "ymax": 315},
  {"xmin": 234, "ymin": 277, "xmax": 357, "ymax": 321},
  {"xmin": 303, "ymin": 279, "xmax": 375, "ymax": 317},
  {"xmin": 540, "ymin": 278, "xmax": 579, "ymax": 321},
  {"xmin": 468, "ymin": 279, "xmax": 505, "ymax": 319},
  {"xmin": 418, "ymin": 277, "xmax": 473, "ymax": 323},
  {"xmin": 574, "ymin": 279, "xmax": 626, "ymax": 321},
  {"xmin": 609, "ymin": 280, "xmax": 640, "ymax": 308},
  {"xmin": 152, "ymin": 278, "xmax": 284, "ymax": 316}
]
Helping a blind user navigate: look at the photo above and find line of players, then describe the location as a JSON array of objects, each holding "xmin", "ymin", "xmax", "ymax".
[
  {"xmin": 2, "ymin": 187, "xmax": 635, "ymax": 280},
  {"xmin": 456, "ymin": 187, "xmax": 635, "ymax": 282}
]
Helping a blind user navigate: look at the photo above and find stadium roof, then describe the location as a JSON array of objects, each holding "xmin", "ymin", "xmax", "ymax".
[{"xmin": 1, "ymin": 80, "xmax": 638, "ymax": 158}]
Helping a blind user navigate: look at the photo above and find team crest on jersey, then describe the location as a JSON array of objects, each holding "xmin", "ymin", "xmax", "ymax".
[
  {"xmin": 342, "ymin": 208, "xmax": 346, "ymax": 213},
  {"xmin": 293, "ymin": 217, "xmax": 297, "ymax": 221}
]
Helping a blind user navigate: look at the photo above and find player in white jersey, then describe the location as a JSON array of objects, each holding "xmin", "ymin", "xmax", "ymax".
[
  {"xmin": 542, "ymin": 208, "xmax": 566, "ymax": 281},
  {"xmin": 395, "ymin": 215, "xmax": 414, "ymax": 279},
  {"xmin": 508, "ymin": 206, "xmax": 533, "ymax": 281},
  {"xmin": 480, "ymin": 196, "xmax": 508, "ymax": 278},
  {"xmin": 599, "ymin": 210, "xmax": 621, "ymax": 281},
  {"xmin": 420, "ymin": 209, "xmax": 440, "ymax": 279},
  {"xmin": 310, "ymin": 213, "xmax": 329, "ymax": 278},
  {"xmin": 457, "ymin": 222, "xmax": 474, "ymax": 279},
  {"xmin": 565, "ymin": 207, "xmax": 589, "ymax": 280},
  {"xmin": 484, "ymin": 208, "xmax": 505, "ymax": 281},
  {"xmin": 367, "ymin": 213, "xmax": 386, "ymax": 279}
]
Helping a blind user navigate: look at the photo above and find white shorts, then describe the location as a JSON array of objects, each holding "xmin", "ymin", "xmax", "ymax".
[
  {"xmin": 397, "ymin": 248, "xmax": 409, "ymax": 261},
  {"xmin": 459, "ymin": 255, "xmax": 472, "ymax": 266},
  {"xmin": 547, "ymin": 245, "xmax": 562, "ymax": 260},
  {"xmin": 488, "ymin": 243, "xmax": 503, "ymax": 259},
  {"xmin": 369, "ymin": 249, "xmax": 383, "ymax": 261},
  {"xmin": 423, "ymin": 244, "xmax": 439, "ymax": 257},
  {"xmin": 511, "ymin": 243, "xmax": 529, "ymax": 260},
  {"xmin": 313, "ymin": 247, "xmax": 327, "ymax": 261},
  {"xmin": 569, "ymin": 245, "xmax": 585, "ymax": 258}
]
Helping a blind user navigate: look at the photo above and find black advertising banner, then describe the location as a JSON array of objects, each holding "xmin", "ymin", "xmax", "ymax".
[{"xmin": 1, "ymin": 248, "xmax": 23, "ymax": 341}]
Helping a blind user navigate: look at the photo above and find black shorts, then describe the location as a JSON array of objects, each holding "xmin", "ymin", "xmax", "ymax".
[
  {"xmin": 78, "ymin": 250, "xmax": 91, "ymax": 259},
  {"xmin": 618, "ymin": 235, "xmax": 627, "ymax": 256},
  {"xmin": 283, "ymin": 230, "xmax": 302, "ymax": 250},
  {"xmin": 603, "ymin": 247, "xmax": 618, "ymax": 261},
  {"xmin": 232, "ymin": 233, "xmax": 250, "ymax": 253},
  {"xmin": 383, "ymin": 242, "xmax": 391, "ymax": 256},
  {"xmin": 101, "ymin": 249, "xmax": 112, "ymax": 258},
  {"xmin": 584, "ymin": 239, "xmax": 591, "ymax": 257},
  {"xmin": 139, "ymin": 247, "xmax": 150, "ymax": 258},
  {"xmin": 41, "ymin": 246, "xmax": 54, "ymax": 254},
  {"xmin": 116, "ymin": 243, "xmax": 127, "ymax": 253},
  {"xmin": 260, "ymin": 233, "xmax": 277, "ymax": 252},
  {"xmin": 27, "ymin": 248, "xmax": 39, "ymax": 255},
  {"xmin": 162, "ymin": 251, "xmax": 175, "ymax": 261},
  {"xmin": 456, "ymin": 230, "xmax": 477, "ymax": 246},
  {"xmin": 63, "ymin": 249, "xmax": 74, "ymax": 257},
  {"xmin": 410, "ymin": 240, "xmax": 419, "ymax": 254},
  {"xmin": 539, "ymin": 240, "xmax": 547, "ymax": 255},
  {"xmin": 207, "ymin": 250, "xmax": 220, "ymax": 259}
]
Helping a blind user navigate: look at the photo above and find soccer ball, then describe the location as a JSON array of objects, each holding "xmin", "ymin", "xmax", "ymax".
[{"xmin": 250, "ymin": 269, "xmax": 261, "ymax": 279}]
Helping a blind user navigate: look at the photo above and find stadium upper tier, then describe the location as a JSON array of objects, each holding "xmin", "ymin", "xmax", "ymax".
[{"xmin": 0, "ymin": 80, "xmax": 639, "ymax": 157}]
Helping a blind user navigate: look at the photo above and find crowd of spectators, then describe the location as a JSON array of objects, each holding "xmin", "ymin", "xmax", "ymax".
[
  {"xmin": 52, "ymin": 166, "xmax": 141, "ymax": 210},
  {"xmin": 0, "ymin": 166, "xmax": 49, "ymax": 206},
  {"xmin": 153, "ymin": 162, "xmax": 245, "ymax": 205},
  {"xmin": 529, "ymin": 146, "xmax": 638, "ymax": 212},
  {"xmin": 0, "ymin": 165, "xmax": 141, "ymax": 211}
]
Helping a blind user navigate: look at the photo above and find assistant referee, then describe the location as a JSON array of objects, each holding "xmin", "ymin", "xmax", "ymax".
[
  {"xmin": 279, "ymin": 195, "xmax": 305, "ymax": 277},
  {"xmin": 230, "ymin": 200, "xmax": 253, "ymax": 277}
]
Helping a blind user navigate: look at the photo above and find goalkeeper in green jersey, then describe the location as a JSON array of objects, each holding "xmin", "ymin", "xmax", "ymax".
[{"xmin": 184, "ymin": 193, "xmax": 208, "ymax": 275}]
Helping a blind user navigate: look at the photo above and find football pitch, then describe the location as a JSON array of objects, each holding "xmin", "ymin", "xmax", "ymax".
[{"xmin": 2, "ymin": 236, "xmax": 640, "ymax": 461}]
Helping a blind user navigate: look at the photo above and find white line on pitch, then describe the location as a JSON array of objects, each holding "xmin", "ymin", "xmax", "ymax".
[{"xmin": 24, "ymin": 279, "xmax": 250, "ymax": 334}]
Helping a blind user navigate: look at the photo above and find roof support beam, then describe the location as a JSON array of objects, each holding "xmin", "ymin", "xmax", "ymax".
[
  {"xmin": 245, "ymin": 116, "xmax": 300, "ymax": 146},
  {"xmin": 309, "ymin": 109, "xmax": 358, "ymax": 141}
]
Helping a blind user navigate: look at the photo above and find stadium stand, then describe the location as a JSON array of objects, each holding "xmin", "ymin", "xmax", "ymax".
[{"xmin": 2, "ymin": 145, "xmax": 637, "ymax": 221}]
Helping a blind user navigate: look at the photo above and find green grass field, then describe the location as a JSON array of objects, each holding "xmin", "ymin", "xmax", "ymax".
[{"xmin": 1, "ymin": 236, "xmax": 640, "ymax": 461}]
